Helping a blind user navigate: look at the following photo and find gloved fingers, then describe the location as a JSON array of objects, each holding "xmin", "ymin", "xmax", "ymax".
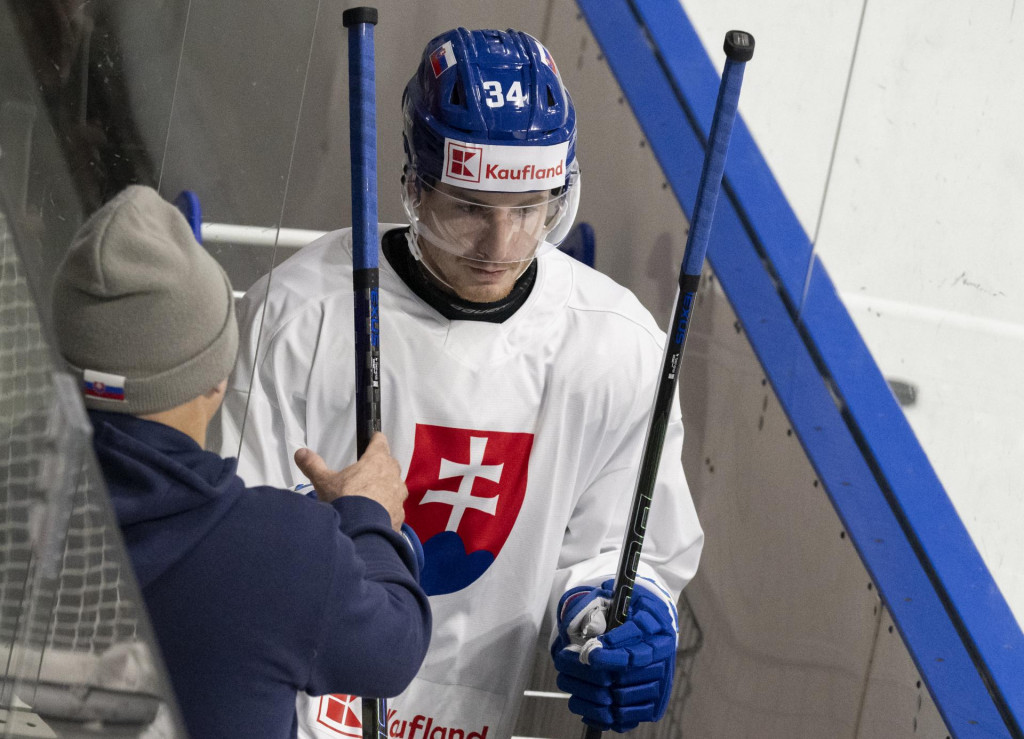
[
  {"xmin": 558, "ymin": 674, "xmax": 663, "ymax": 709},
  {"xmin": 556, "ymin": 664, "xmax": 668, "ymax": 708},
  {"xmin": 612, "ymin": 705, "xmax": 651, "ymax": 731},
  {"xmin": 599, "ymin": 620, "xmax": 643, "ymax": 649},
  {"xmin": 629, "ymin": 597, "xmax": 676, "ymax": 640},
  {"xmin": 554, "ymin": 657, "xmax": 674, "ymax": 731},
  {"xmin": 628, "ymin": 583, "xmax": 676, "ymax": 624},
  {"xmin": 585, "ymin": 606, "xmax": 675, "ymax": 670},
  {"xmin": 633, "ymin": 608, "xmax": 664, "ymax": 635},
  {"xmin": 566, "ymin": 695, "xmax": 614, "ymax": 729},
  {"xmin": 556, "ymin": 673, "xmax": 612, "ymax": 706},
  {"xmin": 592, "ymin": 632, "xmax": 670, "ymax": 669},
  {"xmin": 612, "ymin": 680, "xmax": 662, "ymax": 706},
  {"xmin": 624, "ymin": 692, "xmax": 670, "ymax": 724},
  {"xmin": 557, "ymin": 635, "xmax": 673, "ymax": 675},
  {"xmin": 625, "ymin": 641, "xmax": 653, "ymax": 668},
  {"xmin": 614, "ymin": 659, "xmax": 670, "ymax": 687},
  {"xmin": 593, "ymin": 609, "xmax": 673, "ymax": 649},
  {"xmin": 646, "ymin": 633, "xmax": 677, "ymax": 659},
  {"xmin": 585, "ymin": 643, "xmax": 632, "ymax": 670},
  {"xmin": 553, "ymin": 647, "xmax": 615, "ymax": 685},
  {"xmin": 586, "ymin": 644, "xmax": 646, "ymax": 670}
]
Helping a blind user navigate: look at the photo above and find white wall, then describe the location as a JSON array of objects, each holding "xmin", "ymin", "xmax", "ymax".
[{"xmin": 678, "ymin": 0, "xmax": 1024, "ymax": 627}]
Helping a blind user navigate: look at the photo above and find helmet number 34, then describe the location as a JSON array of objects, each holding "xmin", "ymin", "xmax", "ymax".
[{"xmin": 482, "ymin": 80, "xmax": 527, "ymax": 108}]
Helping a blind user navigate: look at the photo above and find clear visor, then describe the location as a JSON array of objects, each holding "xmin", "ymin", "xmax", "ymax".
[{"xmin": 403, "ymin": 173, "xmax": 573, "ymax": 265}]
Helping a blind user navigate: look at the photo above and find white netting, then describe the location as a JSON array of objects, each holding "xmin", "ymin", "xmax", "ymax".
[{"xmin": 0, "ymin": 213, "xmax": 159, "ymax": 729}]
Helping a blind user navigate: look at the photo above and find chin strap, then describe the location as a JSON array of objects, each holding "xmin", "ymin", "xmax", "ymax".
[
  {"xmin": 404, "ymin": 228, "xmax": 457, "ymax": 294},
  {"xmin": 404, "ymin": 228, "xmax": 425, "ymax": 263}
]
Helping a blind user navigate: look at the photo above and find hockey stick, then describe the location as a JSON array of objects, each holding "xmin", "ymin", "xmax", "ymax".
[
  {"xmin": 343, "ymin": 7, "xmax": 386, "ymax": 739},
  {"xmin": 581, "ymin": 30, "xmax": 754, "ymax": 739}
]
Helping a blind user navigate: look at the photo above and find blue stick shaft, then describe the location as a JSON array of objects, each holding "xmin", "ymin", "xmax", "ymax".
[
  {"xmin": 345, "ymin": 8, "xmax": 381, "ymax": 457},
  {"xmin": 582, "ymin": 30, "xmax": 753, "ymax": 739},
  {"xmin": 682, "ymin": 57, "xmax": 746, "ymax": 278},
  {"xmin": 348, "ymin": 18, "xmax": 378, "ymax": 275},
  {"xmin": 344, "ymin": 8, "xmax": 386, "ymax": 739}
]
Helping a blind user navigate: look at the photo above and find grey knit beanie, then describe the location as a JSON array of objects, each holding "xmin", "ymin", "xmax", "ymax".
[{"xmin": 51, "ymin": 185, "xmax": 238, "ymax": 415}]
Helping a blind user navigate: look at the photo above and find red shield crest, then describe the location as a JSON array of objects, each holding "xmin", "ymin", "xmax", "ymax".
[{"xmin": 404, "ymin": 424, "xmax": 533, "ymax": 593}]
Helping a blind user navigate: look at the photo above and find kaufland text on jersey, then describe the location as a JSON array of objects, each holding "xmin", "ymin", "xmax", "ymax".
[{"xmin": 389, "ymin": 713, "xmax": 488, "ymax": 739}]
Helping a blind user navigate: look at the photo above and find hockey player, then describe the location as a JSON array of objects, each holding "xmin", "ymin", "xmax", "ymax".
[
  {"xmin": 51, "ymin": 185, "xmax": 431, "ymax": 739},
  {"xmin": 219, "ymin": 28, "xmax": 703, "ymax": 737}
]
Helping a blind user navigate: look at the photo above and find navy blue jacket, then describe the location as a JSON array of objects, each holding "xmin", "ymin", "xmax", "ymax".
[{"xmin": 89, "ymin": 411, "xmax": 430, "ymax": 739}]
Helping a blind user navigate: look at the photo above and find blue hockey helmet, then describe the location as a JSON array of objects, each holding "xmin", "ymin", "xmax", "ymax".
[{"xmin": 402, "ymin": 28, "xmax": 580, "ymax": 246}]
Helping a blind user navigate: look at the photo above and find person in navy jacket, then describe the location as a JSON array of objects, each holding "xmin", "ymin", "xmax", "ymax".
[{"xmin": 50, "ymin": 184, "xmax": 431, "ymax": 739}]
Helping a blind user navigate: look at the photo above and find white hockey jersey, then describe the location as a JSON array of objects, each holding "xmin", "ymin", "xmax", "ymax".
[{"xmin": 218, "ymin": 226, "xmax": 703, "ymax": 739}]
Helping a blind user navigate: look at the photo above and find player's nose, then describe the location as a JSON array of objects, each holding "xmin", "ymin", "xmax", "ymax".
[{"xmin": 474, "ymin": 210, "xmax": 520, "ymax": 261}]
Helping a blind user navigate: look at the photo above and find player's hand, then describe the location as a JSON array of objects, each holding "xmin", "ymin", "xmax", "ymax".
[
  {"xmin": 550, "ymin": 579, "xmax": 677, "ymax": 732},
  {"xmin": 294, "ymin": 433, "xmax": 407, "ymax": 531}
]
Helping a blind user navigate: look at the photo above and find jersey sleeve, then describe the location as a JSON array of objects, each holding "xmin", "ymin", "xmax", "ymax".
[
  {"xmin": 547, "ymin": 333, "xmax": 704, "ymax": 637},
  {"xmin": 216, "ymin": 276, "xmax": 312, "ymax": 489}
]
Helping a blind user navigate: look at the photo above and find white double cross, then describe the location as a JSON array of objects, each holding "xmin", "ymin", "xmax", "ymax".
[{"xmin": 420, "ymin": 436, "xmax": 503, "ymax": 532}]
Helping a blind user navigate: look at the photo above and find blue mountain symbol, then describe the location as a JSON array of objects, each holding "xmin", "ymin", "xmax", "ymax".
[{"xmin": 420, "ymin": 531, "xmax": 495, "ymax": 596}]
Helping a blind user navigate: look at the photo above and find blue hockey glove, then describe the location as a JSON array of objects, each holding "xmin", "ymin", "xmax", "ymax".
[
  {"xmin": 551, "ymin": 579, "xmax": 677, "ymax": 732},
  {"xmin": 400, "ymin": 522, "xmax": 426, "ymax": 575}
]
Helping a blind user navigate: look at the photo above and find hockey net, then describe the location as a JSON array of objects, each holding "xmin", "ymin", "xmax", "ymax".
[{"xmin": 0, "ymin": 212, "xmax": 164, "ymax": 726}]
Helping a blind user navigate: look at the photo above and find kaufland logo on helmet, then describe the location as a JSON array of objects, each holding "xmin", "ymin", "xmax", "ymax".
[
  {"xmin": 442, "ymin": 139, "xmax": 569, "ymax": 192},
  {"xmin": 485, "ymin": 161, "xmax": 564, "ymax": 184}
]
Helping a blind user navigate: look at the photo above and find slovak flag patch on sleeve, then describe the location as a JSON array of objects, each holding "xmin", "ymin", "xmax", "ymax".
[
  {"xmin": 429, "ymin": 40, "xmax": 456, "ymax": 77},
  {"xmin": 83, "ymin": 369, "xmax": 126, "ymax": 402}
]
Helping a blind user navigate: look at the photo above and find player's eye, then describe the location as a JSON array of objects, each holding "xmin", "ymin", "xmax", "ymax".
[{"xmin": 458, "ymin": 203, "xmax": 485, "ymax": 215}]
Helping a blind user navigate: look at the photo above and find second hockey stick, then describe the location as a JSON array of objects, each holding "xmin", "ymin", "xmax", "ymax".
[
  {"xmin": 343, "ymin": 7, "xmax": 387, "ymax": 739},
  {"xmin": 582, "ymin": 30, "xmax": 754, "ymax": 739}
]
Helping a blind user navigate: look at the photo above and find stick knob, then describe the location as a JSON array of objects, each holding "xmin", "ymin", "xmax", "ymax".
[
  {"xmin": 343, "ymin": 6, "xmax": 378, "ymax": 27},
  {"xmin": 724, "ymin": 30, "xmax": 755, "ymax": 62}
]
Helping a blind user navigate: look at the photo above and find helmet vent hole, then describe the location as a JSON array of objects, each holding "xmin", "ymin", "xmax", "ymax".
[
  {"xmin": 450, "ymin": 82, "xmax": 464, "ymax": 106},
  {"xmin": 546, "ymin": 86, "xmax": 557, "ymax": 108}
]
